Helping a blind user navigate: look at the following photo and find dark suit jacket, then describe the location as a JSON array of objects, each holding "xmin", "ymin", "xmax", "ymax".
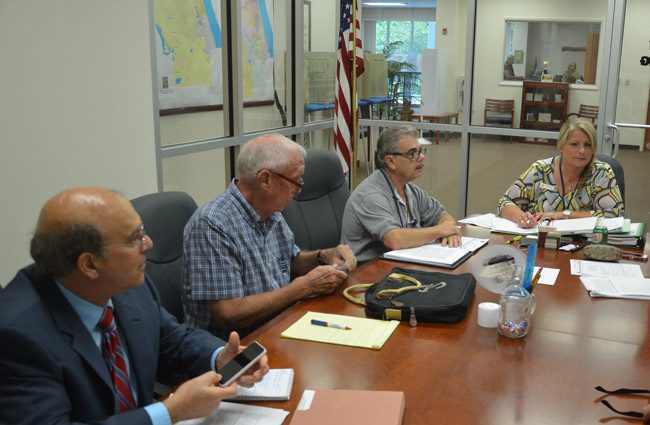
[{"xmin": 0, "ymin": 264, "xmax": 225, "ymax": 425}]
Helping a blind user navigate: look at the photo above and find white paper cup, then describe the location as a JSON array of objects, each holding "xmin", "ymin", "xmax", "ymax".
[{"xmin": 477, "ymin": 302, "xmax": 500, "ymax": 328}]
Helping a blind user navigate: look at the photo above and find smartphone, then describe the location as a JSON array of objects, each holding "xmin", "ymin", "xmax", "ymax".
[{"xmin": 218, "ymin": 341, "xmax": 266, "ymax": 387}]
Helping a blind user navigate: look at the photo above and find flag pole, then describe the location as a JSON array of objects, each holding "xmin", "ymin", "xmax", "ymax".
[{"xmin": 351, "ymin": 0, "xmax": 358, "ymax": 188}]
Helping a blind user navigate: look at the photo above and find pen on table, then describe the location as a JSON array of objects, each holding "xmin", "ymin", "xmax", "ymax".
[
  {"xmin": 530, "ymin": 267, "xmax": 543, "ymax": 293},
  {"xmin": 310, "ymin": 319, "xmax": 352, "ymax": 330}
]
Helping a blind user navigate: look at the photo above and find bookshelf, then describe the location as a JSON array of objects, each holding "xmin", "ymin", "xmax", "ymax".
[{"xmin": 520, "ymin": 81, "xmax": 569, "ymax": 132}]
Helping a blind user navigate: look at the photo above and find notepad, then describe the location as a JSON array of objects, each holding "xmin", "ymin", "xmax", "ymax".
[
  {"xmin": 580, "ymin": 276, "xmax": 650, "ymax": 300},
  {"xmin": 382, "ymin": 236, "xmax": 489, "ymax": 269},
  {"xmin": 176, "ymin": 401, "xmax": 289, "ymax": 425},
  {"xmin": 281, "ymin": 311, "xmax": 399, "ymax": 350},
  {"xmin": 227, "ymin": 368, "xmax": 294, "ymax": 401}
]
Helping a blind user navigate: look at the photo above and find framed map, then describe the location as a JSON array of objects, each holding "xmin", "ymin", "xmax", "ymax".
[{"xmin": 154, "ymin": 0, "xmax": 275, "ymax": 113}]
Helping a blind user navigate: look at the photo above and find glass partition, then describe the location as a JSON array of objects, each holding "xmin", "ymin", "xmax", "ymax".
[
  {"xmin": 243, "ymin": 0, "xmax": 293, "ymax": 133},
  {"xmin": 154, "ymin": 0, "xmax": 229, "ymax": 144}
]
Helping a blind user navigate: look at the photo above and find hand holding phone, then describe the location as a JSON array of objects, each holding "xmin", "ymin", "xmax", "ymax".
[{"xmin": 218, "ymin": 341, "xmax": 266, "ymax": 387}]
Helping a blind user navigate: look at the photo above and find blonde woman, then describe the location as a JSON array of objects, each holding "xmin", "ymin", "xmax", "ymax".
[{"xmin": 497, "ymin": 117, "xmax": 624, "ymax": 228}]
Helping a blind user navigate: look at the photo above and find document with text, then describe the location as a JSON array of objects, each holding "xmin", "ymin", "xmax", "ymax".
[
  {"xmin": 382, "ymin": 236, "xmax": 489, "ymax": 269},
  {"xmin": 176, "ymin": 402, "xmax": 289, "ymax": 425}
]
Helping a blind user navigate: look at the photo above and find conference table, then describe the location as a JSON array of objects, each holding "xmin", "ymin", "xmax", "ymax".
[{"xmin": 243, "ymin": 226, "xmax": 650, "ymax": 425}]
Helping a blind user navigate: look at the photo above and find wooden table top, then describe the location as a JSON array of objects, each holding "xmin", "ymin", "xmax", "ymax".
[{"xmin": 244, "ymin": 226, "xmax": 650, "ymax": 425}]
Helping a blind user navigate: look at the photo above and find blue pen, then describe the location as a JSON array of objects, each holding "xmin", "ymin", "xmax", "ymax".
[
  {"xmin": 310, "ymin": 319, "xmax": 352, "ymax": 330},
  {"xmin": 522, "ymin": 242, "xmax": 538, "ymax": 291}
]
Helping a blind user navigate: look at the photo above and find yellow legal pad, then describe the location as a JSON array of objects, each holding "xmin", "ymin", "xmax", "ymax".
[{"xmin": 280, "ymin": 311, "xmax": 399, "ymax": 350}]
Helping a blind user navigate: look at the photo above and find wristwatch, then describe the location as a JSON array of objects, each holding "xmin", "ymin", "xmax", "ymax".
[{"xmin": 563, "ymin": 209, "xmax": 571, "ymax": 220}]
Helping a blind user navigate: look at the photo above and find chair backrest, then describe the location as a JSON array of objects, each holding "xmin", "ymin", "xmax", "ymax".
[
  {"xmin": 281, "ymin": 149, "xmax": 350, "ymax": 250},
  {"xmin": 131, "ymin": 191, "xmax": 198, "ymax": 323},
  {"xmin": 595, "ymin": 153, "xmax": 625, "ymax": 205},
  {"xmin": 579, "ymin": 104, "xmax": 599, "ymax": 121},
  {"xmin": 484, "ymin": 99, "xmax": 515, "ymax": 127}
]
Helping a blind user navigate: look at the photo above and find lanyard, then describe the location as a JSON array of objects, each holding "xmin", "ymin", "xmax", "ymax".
[
  {"xmin": 558, "ymin": 156, "xmax": 578, "ymax": 211},
  {"xmin": 380, "ymin": 170, "xmax": 418, "ymax": 228}
]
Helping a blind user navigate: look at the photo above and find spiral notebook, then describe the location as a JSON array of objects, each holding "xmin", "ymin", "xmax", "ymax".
[{"xmin": 228, "ymin": 368, "xmax": 295, "ymax": 401}]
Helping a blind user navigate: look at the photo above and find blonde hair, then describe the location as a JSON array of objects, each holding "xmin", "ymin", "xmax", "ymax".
[{"xmin": 557, "ymin": 117, "xmax": 598, "ymax": 184}]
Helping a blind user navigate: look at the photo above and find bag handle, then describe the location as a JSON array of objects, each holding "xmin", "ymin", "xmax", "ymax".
[
  {"xmin": 343, "ymin": 284, "xmax": 373, "ymax": 305},
  {"xmin": 342, "ymin": 273, "xmax": 424, "ymax": 305}
]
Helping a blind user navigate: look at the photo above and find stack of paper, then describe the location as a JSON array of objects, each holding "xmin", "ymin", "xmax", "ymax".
[
  {"xmin": 382, "ymin": 236, "xmax": 489, "ymax": 269},
  {"xmin": 227, "ymin": 369, "xmax": 294, "ymax": 401},
  {"xmin": 570, "ymin": 259, "xmax": 649, "ymax": 299},
  {"xmin": 176, "ymin": 402, "xmax": 289, "ymax": 425},
  {"xmin": 281, "ymin": 311, "xmax": 399, "ymax": 350},
  {"xmin": 607, "ymin": 222, "xmax": 646, "ymax": 248}
]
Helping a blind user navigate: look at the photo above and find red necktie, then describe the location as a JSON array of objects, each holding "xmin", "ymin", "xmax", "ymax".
[{"xmin": 99, "ymin": 306, "xmax": 137, "ymax": 412}]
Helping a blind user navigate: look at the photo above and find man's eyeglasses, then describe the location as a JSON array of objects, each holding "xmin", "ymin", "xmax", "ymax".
[
  {"xmin": 388, "ymin": 148, "xmax": 427, "ymax": 161},
  {"xmin": 103, "ymin": 225, "xmax": 147, "ymax": 250},
  {"xmin": 270, "ymin": 170, "xmax": 304, "ymax": 191}
]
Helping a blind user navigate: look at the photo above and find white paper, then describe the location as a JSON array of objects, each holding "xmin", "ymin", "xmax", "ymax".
[
  {"xmin": 490, "ymin": 217, "xmax": 538, "ymax": 235},
  {"xmin": 383, "ymin": 237, "xmax": 488, "ymax": 266},
  {"xmin": 570, "ymin": 259, "xmax": 645, "ymax": 278},
  {"xmin": 580, "ymin": 276, "xmax": 650, "ymax": 299},
  {"xmin": 228, "ymin": 369, "xmax": 294, "ymax": 401},
  {"xmin": 532, "ymin": 266, "xmax": 560, "ymax": 285},
  {"xmin": 601, "ymin": 217, "xmax": 625, "ymax": 232},
  {"xmin": 176, "ymin": 402, "xmax": 289, "ymax": 425},
  {"xmin": 296, "ymin": 389, "xmax": 316, "ymax": 411},
  {"xmin": 552, "ymin": 217, "xmax": 597, "ymax": 234},
  {"xmin": 458, "ymin": 213, "xmax": 495, "ymax": 228}
]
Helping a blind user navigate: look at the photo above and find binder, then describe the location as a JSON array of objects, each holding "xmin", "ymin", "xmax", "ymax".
[
  {"xmin": 381, "ymin": 236, "xmax": 488, "ymax": 269},
  {"xmin": 289, "ymin": 389, "xmax": 405, "ymax": 425}
]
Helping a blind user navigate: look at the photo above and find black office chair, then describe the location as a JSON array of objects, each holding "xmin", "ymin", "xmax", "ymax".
[
  {"xmin": 282, "ymin": 149, "xmax": 350, "ymax": 250},
  {"xmin": 131, "ymin": 191, "xmax": 198, "ymax": 323},
  {"xmin": 595, "ymin": 153, "xmax": 625, "ymax": 205}
]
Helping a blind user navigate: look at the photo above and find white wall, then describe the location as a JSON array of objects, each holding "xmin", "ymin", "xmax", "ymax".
[{"xmin": 0, "ymin": 0, "xmax": 158, "ymax": 286}]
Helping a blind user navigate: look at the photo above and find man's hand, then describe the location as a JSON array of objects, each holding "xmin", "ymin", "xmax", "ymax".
[
  {"xmin": 162, "ymin": 371, "xmax": 236, "ymax": 423},
  {"xmin": 435, "ymin": 221, "xmax": 462, "ymax": 245},
  {"xmin": 302, "ymin": 265, "xmax": 347, "ymax": 296},
  {"xmin": 320, "ymin": 244, "xmax": 357, "ymax": 272},
  {"xmin": 216, "ymin": 332, "xmax": 269, "ymax": 388},
  {"xmin": 440, "ymin": 233, "xmax": 462, "ymax": 248}
]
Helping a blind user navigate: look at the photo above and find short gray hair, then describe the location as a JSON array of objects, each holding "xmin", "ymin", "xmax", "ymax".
[
  {"xmin": 237, "ymin": 133, "xmax": 306, "ymax": 183},
  {"xmin": 375, "ymin": 126, "xmax": 419, "ymax": 169}
]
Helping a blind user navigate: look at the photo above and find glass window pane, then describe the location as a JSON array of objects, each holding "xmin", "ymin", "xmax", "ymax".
[
  {"xmin": 375, "ymin": 21, "xmax": 388, "ymax": 53},
  {"xmin": 303, "ymin": 0, "xmax": 337, "ymax": 124},
  {"xmin": 162, "ymin": 150, "xmax": 229, "ymax": 206},
  {"xmin": 243, "ymin": 0, "xmax": 292, "ymax": 133},
  {"xmin": 154, "ymin": 0, "xmax": 229, "ymax": 144}
]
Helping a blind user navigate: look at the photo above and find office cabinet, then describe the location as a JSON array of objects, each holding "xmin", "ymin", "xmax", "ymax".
[{"xmin": 520, "ymin": 81, "xmax": 569, "ymax": 131}]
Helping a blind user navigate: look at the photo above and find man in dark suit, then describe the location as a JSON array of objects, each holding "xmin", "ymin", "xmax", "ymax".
[{"xmin": 0, "ymin": 187, "xmax": 268, "ymax": 425}]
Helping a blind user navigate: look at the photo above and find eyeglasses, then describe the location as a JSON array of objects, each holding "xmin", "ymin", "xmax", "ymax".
[
  {"xmin": 388, "ymin": 148, "xmax": 427, "ymax": 161},
  {"xmin": 595, "ymin": 385, "xmax": 650, "ymax": 419},
  {"xmin": 103, "ymin": 225, "xmax": 147, "ymax": 250},
  {"xmin": 269, "ymin": 170, "xmax": 304, "ymax": 190}
]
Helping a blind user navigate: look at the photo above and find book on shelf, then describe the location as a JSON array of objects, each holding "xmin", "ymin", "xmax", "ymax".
[
  {"xmin": 382, "ymin": 236, "xmax": 489, "ymax": 269},
  {"xmin": 227, "ymin": 368, "xmax": 294, "ymax": 401}
]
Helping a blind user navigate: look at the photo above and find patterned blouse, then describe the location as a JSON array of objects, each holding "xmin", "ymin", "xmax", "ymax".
[{"xmin": 497, "ymin": 156, "xmax": 624, "ymax": 218}]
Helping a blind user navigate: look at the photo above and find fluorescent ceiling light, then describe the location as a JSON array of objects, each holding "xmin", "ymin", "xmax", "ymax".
[{"xmin": 363, "ymin": 2, "xmax": 407, "ymax": 6}]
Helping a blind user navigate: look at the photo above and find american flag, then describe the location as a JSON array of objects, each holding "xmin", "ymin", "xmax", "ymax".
[{"xmin": 333, "ymin": 0, "xmax": 364, "ymax": 175}]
